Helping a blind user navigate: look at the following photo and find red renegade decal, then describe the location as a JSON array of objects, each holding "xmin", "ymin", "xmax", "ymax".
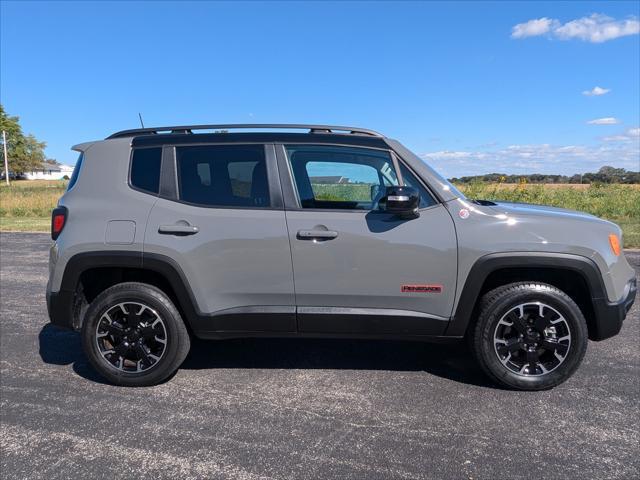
[{"xmin": 401, "ymin": 284, "xmax": 443, "ymax": 293}]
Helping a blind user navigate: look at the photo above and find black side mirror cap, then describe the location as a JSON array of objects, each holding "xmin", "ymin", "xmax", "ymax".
[{"xmin": 380, "ymin": 186, "xmax": 420, "ymax": 217}]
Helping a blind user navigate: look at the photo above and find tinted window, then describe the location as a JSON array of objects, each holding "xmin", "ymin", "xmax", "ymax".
[
  {"xmin": 176, "ymin": 145, "xmax": 269, "ymax": 207},
  {"xmin": 286, "ymin": 145, "xmax": 399, "ymax": 210},
  {"xmin": 66, "ymin": 152, "xmax": 83, "ymax": 191},
  {"xmin": 399, "ymin": 164, "xmax": 437, "ymax": 208},
  {"xmin": 131, "ymin": 148, "xmax": 162, "ymax": 194}
]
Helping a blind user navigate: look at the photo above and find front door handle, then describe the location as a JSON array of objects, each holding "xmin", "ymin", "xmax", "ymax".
[
  {"xmin": 297, "ymin": 229, "xmax": 338, "ymax": 240},
  {"xmin": 158, "ymin": 224, "xmax": 199, "ymax": 235}
]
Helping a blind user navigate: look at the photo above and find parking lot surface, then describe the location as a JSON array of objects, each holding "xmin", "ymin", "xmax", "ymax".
[{"xmin": 1, "ymin": 232, "xmax": 638, "ymax": 479}]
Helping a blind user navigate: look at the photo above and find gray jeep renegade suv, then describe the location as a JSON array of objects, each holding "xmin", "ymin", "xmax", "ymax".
[{"xmin": 46, "ymin": 124, "xmax": 637, "ymax": 389}]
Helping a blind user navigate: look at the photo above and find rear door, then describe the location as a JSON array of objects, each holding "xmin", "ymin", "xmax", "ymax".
[
  {"xmin": 277, "ymin": 143, "xmax": 457, "ymax": 335},
  {"xmin": 144, "ymin": 143, "xmax": 296, "ymax": 335}
]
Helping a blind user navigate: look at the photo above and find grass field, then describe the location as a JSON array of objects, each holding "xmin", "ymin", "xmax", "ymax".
[
  {"xmin": 0, "ymin": 180, "xmax": 68, "ymax": 233},
  {"xmin": 1, "ymin": 179, "xmax": 639, "ymax": 246}
]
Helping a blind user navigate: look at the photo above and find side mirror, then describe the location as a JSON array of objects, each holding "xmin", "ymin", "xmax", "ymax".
[{"xmin": 380, "ymin": 186, "xmax": 420, "ymax": 217}]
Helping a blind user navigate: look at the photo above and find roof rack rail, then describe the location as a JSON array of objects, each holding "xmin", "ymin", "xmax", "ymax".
[{"xmin": 106, "ymin": 124, "xmax": 384, "ymax": 139}]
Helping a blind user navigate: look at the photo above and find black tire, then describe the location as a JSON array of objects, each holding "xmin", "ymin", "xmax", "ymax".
[
  {"xmin": 81, "ymin": 282, "xmax": 190, "ymax": 387},
  {"xmin": 469, "ymin": 282, "xmax": 588, "ymax": 390}
]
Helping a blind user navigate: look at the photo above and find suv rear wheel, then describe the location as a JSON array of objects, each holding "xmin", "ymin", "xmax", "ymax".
[
  {"xmin": 81, "ymin": 282, "xmax": 190, "ymax": 387},
  {"xmin": 470, "ymin": 282, "xmax": 588, "ymax": 390}
]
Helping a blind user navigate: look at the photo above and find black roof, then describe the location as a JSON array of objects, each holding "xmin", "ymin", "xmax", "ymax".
[{"xmin": 130, "ymin": 131, "xmax": 390, "ymax": 149}]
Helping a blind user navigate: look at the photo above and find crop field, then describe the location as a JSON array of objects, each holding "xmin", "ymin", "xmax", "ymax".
[
  {"xmin": 1, "ymin": 180, "xmax": 638, "ymax": 246},
  {"xmin": 459, "ymin": 183, "xmax": 640, "ymax": 247}
]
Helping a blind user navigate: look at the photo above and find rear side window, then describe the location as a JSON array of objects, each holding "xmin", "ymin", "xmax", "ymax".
[
  {"xmin": 130, "ymin": 148, "xmax": 162, "ymax": 194},
  {"xmin": 176, "ymin": 145, "xmax": 269, "ymax": 208},
  {"xmin": 66, "ymin": 153, "xmax": 84, "ymax": 191}
]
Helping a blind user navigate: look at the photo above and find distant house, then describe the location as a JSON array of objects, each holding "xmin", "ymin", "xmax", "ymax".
[
  {"xmin": 310, "ymin": 175, "xmax": 350, "ymax": 184},
  {"xmin": 23, "ymin": 163, "xmax": 74, "ymax": 180}
]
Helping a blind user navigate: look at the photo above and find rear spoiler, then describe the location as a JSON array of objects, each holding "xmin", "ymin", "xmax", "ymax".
[{"xmin": 71, "ymin": 141, "xmax": 98, "ymax": 153}]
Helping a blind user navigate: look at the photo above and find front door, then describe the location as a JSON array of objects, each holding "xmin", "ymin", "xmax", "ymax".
[{"xmin": 279, "ymin": 144, "xmax": 457, "ymax": 335}]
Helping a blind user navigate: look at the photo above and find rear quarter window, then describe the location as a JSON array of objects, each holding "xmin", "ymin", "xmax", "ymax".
[
  {"xmin": 130, "ymin": 148, "xmax": 162, "ymax": 194},
  {"xmin": 66, "ymin": 153, "xmax": 84, "ymax": 191}
]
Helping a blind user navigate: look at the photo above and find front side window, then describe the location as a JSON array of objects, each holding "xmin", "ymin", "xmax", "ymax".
[
  {"xmin": 176, "ymin": 145, "xmax": 269, "ymax": 207},
  {"xmin": 285, "ymin": 145, "xmax": 435, "ymax": 210},
  {"xmin": 286, "ymin": 145, "xmax": 399, "ymax": 210},
  {"xmin": 398, "ymin": 164, "xmax": 437, "ymax": 209}
]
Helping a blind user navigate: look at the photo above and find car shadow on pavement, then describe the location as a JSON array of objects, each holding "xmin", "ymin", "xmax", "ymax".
[
  {"xmin": 183, "ymin": 337, "xmax": 498, "ymax": 388},
  {"xmin": 38, "ymin": 324, "xmax": 110, "ymax": 385},
  {"xmin": 38, "ymin": 324, "xmax": 496, "ymax": 388}
]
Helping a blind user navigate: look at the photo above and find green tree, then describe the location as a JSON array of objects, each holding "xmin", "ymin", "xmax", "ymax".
[{"xmin": 0, "ymin": 105, "xmax": 47, "ymax": 174}]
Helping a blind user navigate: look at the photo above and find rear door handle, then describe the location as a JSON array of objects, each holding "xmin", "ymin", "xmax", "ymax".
[
  {"xmin": 158, "ymin": 224, "xmax": 199, "ymax": 235},
  {"xmin": 297, "ymin": 229, "xmax": 338, "ymax": 240}
]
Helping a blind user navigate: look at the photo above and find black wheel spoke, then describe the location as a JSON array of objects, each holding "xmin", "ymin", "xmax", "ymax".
[
  {"xmin": 113, "ymin": 342, "xmax": 129, "ymax": 358},
  {"xmin": 139, "ymin": 325, "xmax": 159, "ymax": 341},
  {"xmin": 127, "ymin": 309, "xmax": 141, "ymax": 326},
  {"xmin": 497, "ymin": 337, "xmax": 523, "ymax": 355},
  {"xmin": 508, "ymin": 313, "xmax": 528, "ymax": 335},
  {"xmin": 134, "ymin": 343, "xmax": 154, "ymax": 366},
  {"xmin": 526, "ymin": 349, "xmax": 539, "ymax": 373},
  {"xmin": 105, "ymin": 323, "xmax": 125, "ymax": 338},
  {"xmin": 542, "ymin": 339, "xmax": 569, "ymax": 356},
  {"xmin": 534, "ymin": 311, "xmax": 555, "ymax": 332}
]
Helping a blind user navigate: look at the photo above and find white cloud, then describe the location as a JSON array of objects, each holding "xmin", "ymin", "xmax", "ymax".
[
  {"xmin": 511, "ymin": 14, "xmax": 639, "ymax": 43},
  {"xmin": 582, "ymin": 86, "xmax": 610, "ymax": 96},
  {"xmin": 511, "ymin": 17, "xmax": 558, "ymax": 39},
  {"xmin": 587, "ymin": 117, "xmax": 620, "ymax": 125},
  {"xmin": 420, "ymin": 142, "xmax": 639, "ymax": 178},
  {"xmin": 602, "ymin": 127, "xmax": 640, "ymax": 142},
  {"xmin": 602, "ymin": 135, "xmax": 630, "ymax": 142},
  {"xmin": 555, "ymin": 14, "xmax": 639, "ymax": 43}
]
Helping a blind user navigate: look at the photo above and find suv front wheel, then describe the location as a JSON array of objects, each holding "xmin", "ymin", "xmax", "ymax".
[
  {"xmin": 470, "ymin": 282, "xmax": 588, "ymax": 390},
  {"xmin": 81, "ymin": 282, "xmax": 190, "ymax": 387}
]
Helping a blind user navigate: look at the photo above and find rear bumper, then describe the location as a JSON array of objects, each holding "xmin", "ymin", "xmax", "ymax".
[
  {"xmin": 46, "ymin": 285, "xmax": 76, "ymax": 331},
  {"xmin": 591, "ymin": 278, "xmax": 637, "ymax": 341}
]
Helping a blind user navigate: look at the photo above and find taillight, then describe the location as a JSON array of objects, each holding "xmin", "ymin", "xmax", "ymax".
[{"xmin": 51, "ymin": 206, "xmax": 68, "ymax": 240}]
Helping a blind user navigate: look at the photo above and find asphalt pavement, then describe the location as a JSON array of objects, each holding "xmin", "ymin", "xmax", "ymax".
[{"xmin": 1, "ymin": 232, "xmax": 638, "ymax": 479}]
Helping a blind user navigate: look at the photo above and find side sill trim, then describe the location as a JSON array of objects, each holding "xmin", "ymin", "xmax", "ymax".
[{"xmin": 297, "ymin": 306, "xmax": 449, "ymax": 336}]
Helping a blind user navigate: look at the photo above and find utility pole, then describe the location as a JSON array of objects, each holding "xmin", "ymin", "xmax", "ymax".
[{"xmin": 2, "ymin": 130, "xmax": 9, "ymax": 186}]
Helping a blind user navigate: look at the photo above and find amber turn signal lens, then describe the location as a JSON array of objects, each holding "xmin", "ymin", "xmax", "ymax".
[{"xmin": 609, "ymin": 234, "xmax": 621, "ymax": 256}]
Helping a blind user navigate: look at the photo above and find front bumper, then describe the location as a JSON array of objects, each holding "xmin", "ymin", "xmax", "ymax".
[{"xmin": 591, "ymin": 278, "xmax": 637, "ymax": 341}]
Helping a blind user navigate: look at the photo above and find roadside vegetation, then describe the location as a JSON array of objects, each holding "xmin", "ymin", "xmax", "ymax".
[
  {"xmin": 1, "ymin": 180, "xmax": 638, "ymax": 247},
  {"xmin": 451, "ymin": 166, "xmax": 640, "ymax": 184},
  {"xmin": 0, "ymin": 180, "xmax": 67, "ymax": 232},
  {"xmin": 457, "ymin": 182, "xmax": 640, "ymax": 248},
  {"xmin": 1, "ymin": 105, "xmax": 51, "ymax": 174}
]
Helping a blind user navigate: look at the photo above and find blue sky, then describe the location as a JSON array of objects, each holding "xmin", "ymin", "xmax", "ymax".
[{"xmin": 1, "ymin": 1, "xmax": 638, "ymax": 177}]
